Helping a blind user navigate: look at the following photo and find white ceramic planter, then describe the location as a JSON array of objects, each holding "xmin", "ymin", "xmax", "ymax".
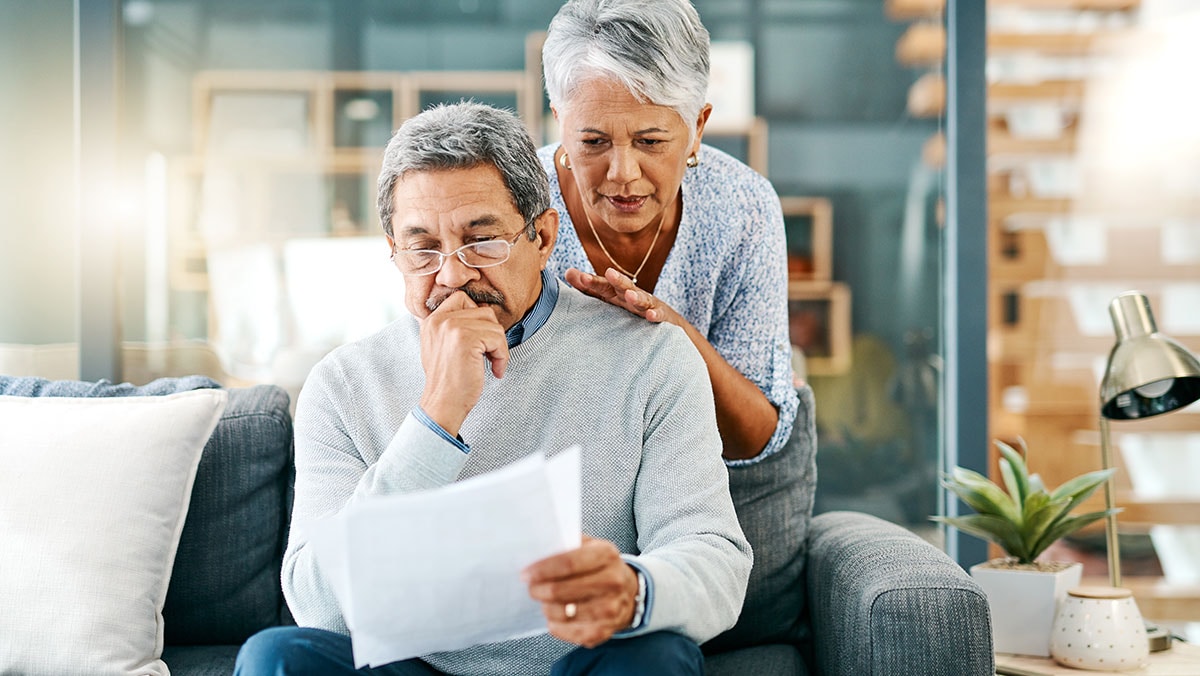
[{"xmin": 971, "ymin": 560, "xmax": 1083, "ymax": 657}]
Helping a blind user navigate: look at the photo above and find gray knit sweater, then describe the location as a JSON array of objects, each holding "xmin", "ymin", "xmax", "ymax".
[{"xmin": 284, "ymin": 280, "xmax": 752, "ymax": 676}]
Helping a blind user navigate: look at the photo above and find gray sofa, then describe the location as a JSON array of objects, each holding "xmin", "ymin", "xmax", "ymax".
[{"xmin": 1, "ymin": 375, "xmax": 993, "ymax": 676}]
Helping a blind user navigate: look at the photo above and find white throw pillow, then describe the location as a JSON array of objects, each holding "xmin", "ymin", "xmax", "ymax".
[{"xmin": 0, "ymin": 389, "xmax": 228, "ymax": 676}]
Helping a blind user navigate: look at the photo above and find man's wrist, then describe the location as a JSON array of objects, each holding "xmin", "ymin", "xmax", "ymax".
[
  {"xmin": 614, "ymin": 556, "xmax": 653, "ymax": 637},
  {"xmin": 628, "ymin": 568, "xmax": 647, "ymax": 629},
  {"xmin": 416, "ymin": 395, "xmax": 467, "ymax": 439},
  {"xmin": 412, "ymin": 406, "xmax": 470, "ymax": 454}
]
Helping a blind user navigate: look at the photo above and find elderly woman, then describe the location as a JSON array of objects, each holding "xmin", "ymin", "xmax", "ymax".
[{"xmin": 540, "ymin": 0, "xmax": 812, "ymax": 654}]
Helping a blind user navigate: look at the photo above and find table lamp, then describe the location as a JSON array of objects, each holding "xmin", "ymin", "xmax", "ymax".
[{"xmin": 1098, "ymin": 291, "xmax": 1200, "ymax": 587}]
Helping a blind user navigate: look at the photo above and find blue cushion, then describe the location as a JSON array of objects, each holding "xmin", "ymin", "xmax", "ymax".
[
  {"xmin": 0, "ymin": 375, "xmax": 293, "ymax": 644},
  {"xmin": 0, "ymin": 374, "xmax": 221, "ymax": 397},
  {"xmin": 165, "ymin": 383, "xmax": 293, "ymax": 644},
  {"xmin": 160, "ymin": 645, "xmax": 239, "ymax": 676}
]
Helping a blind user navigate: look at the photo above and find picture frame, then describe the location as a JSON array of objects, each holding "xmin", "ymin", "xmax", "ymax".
[
  {"xmin": 707, "ymin": 41, "xmax": 755, "ymax": 130},
  {"xmin": 788, "ymin": 282, "xmax": 851, "ymax": 376},
  {"xmin": 780, "ymin": 196, "xmax": 833, "ymax": 282}
]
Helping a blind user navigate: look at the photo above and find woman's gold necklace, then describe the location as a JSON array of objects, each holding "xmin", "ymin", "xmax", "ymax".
[{"xmin": 578, "ymin": 204, "xmax": 664, "ymax": 286}]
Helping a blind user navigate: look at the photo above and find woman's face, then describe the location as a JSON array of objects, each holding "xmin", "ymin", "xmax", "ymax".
[{"xmin": 555, "ymin": 78, "xmax": 710, "ymax": 234}]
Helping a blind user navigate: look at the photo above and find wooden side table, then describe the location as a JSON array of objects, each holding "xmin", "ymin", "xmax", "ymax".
[{"xmin": 996, "ymin": 640, "xmax": 1200, "ymax": 675}]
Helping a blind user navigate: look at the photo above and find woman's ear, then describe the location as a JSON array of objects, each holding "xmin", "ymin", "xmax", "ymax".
[{"xmin": 692, "ymin": 103, "xmax": 714, "ymax": 155}]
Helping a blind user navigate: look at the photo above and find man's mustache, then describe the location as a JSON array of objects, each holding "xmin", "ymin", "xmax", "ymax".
[{"xmin": 426, "ymin": 285, "xmax": 506, "ymax": 312}]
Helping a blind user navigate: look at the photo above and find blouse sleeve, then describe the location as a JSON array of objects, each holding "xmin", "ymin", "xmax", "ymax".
[{"xmin": 707, "ymin": 175, "xmax": 799, "ymax": 465}]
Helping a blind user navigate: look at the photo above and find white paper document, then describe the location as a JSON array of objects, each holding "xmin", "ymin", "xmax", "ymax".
[{"xmin": 309, "ymin": 446, "xmax": 582, "ymax": 668}]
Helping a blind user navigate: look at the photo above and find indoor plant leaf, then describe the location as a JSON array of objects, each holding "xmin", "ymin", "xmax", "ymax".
[
  {"xmin": 995, "ymin": 439, "xmax": 1031, "ymax": 507},
  {"xmin": 1028, "ymin": 508, "xmax": 1121, "ymax": 562},
  {"xmin": 1028, "ymin": 473, "xmax": 1046, "ymax": 495},
  {"xmin": 945, "ymin": 467, "xmax": 1021, "ymax": 523},
  {"xmin": 1019, "ymin": 493, "xmax": 1071, "ymax": 555},
  {"xmin": 934, "ymin": 436, "xmax": 1119, "ymax": 566},
  {"xmin": 934, "ymin": 513, "xmax": 1029, "ymax": 561},
  {"xmin": 1051, "ymin": 468, "xmax": 1116, "ymax": 515}
]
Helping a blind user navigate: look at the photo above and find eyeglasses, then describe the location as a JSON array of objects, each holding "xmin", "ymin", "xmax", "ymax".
[{"xmin": 390, "ymin": 229, "xmax": 528, "ymax": 276}]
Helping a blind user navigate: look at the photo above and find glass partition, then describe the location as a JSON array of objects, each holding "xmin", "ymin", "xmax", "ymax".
[{"xmin": 98, "ymin": 0, "xmax": 951, "ymax": 535}]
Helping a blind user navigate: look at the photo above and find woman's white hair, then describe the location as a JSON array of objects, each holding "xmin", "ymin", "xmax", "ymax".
[{"xmin": 542, "ymin": 0, "xmax": 710, "ymax": 138}]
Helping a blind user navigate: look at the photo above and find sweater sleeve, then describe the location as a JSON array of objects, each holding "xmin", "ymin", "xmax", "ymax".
[
  {"xmin": 282, "ymin": 356, "xmax": 468, "ymax": 633},
  {"xmin": 622, "ymin": 325, "xmax": 754, "ymax": 642}
]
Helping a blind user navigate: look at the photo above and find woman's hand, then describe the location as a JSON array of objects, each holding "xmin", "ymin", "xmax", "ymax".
[{"xmin": 564, "ymin": 267, "xmax": 681, "ymax": 326}]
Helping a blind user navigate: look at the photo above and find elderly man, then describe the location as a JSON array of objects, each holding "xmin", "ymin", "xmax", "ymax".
[{"xmin": 235, "ymin": 102, "xmax": 751, "ymax": 676}]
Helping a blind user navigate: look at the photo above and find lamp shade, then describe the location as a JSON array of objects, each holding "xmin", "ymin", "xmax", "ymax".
[{"xmin": 1100, "ymin": 291, "xmax": 1200, "ymax": 420}]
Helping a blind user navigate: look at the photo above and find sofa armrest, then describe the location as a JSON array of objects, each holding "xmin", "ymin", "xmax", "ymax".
[{"xmin": 806, "ymin": 511, "xmax": 994, "ymax": 676}]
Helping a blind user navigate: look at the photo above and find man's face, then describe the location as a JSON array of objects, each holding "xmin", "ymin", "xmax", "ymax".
[{"xmin": 387, "ymin": 164, "xmax": 557, "ymax": 330}]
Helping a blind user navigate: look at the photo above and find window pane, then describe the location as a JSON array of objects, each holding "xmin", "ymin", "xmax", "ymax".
[{"xmin": 0, "ymin": 0, "xmax": 78, "ymax": 379}]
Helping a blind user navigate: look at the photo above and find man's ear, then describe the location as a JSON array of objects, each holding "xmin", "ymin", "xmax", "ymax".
[{"xmin": 535, "ymin": 208, "xmax": 559, "ymax": 268}]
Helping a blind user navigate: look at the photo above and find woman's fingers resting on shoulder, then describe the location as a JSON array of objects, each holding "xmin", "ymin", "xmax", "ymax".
[
  {"xmin": 600, "ymin": 268, "xmax": 674, "ymax": 324},
  {"xmin": 563, "ymin": 267, "xmax": 614, "ymax": 300},
  {"xmin": 565, "ymin": 266, "xmax": 677, "ymax": 325}
]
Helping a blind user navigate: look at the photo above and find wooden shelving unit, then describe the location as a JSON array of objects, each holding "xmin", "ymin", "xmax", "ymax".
[
  {"xmin": 779, "ymin": 197, "xmax": 850, "ymax": 377},
  {"xmin": 985, "ymin": 0, "xmax": 1200, "ymax": 622},
  {"xmin": 988, "ymin": 32, "xmax": 1121, "ymax": 55}
]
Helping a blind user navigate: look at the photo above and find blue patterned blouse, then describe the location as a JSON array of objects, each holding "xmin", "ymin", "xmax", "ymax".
[{"xmin": 539, "ymin": 143, "xmax": 799, "ymax": 464}]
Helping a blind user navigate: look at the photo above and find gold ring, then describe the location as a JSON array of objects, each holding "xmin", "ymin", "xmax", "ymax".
[{"xmin": 564, "ymin": 602, "xmax": 577, "ymax": 620}]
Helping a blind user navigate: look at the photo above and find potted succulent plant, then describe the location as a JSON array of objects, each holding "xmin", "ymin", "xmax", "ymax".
[{"xmin": 934, "ymin": 438, "xmax": 1118, "ymax": 657}]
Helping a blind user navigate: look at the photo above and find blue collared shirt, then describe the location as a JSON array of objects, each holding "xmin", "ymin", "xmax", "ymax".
[
  {"xmin": 414, "ymin": 269, "xmax": 558, "ymax": 453},
  {"xmin": 502, "ymin": 268, "xmax": 558, "ymax": 350}
]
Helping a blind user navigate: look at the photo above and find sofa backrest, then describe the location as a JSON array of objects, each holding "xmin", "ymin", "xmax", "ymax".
[
  {"xmin": 165, "ymin": 383, "xmax": 293, "ymax": 644},
  {"xmin": 0, "ymin": 375, "xmax": 294, "ymax": 646}
]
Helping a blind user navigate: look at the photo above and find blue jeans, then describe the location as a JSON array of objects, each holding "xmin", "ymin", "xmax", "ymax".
[{"xmin": 235, "ymin": 626, "xmax": 703, "ymax": 676}]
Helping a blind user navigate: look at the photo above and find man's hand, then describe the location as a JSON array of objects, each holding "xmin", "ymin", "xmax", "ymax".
[
  {"xmin": 417, "ymin": 290, "xmax": 509, "ymax": 437},
  {"xmin": 523, "ymin": 535, "xmax": 640, "ymax": 648}
]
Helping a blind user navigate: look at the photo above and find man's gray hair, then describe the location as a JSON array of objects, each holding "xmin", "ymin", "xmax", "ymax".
[
  {"xmin": 377, "ymin": 102, "xmax": 550, "ymax": 238},
  {"xmin": 542, "ymin": 0, "xmax": 710, "ymax": 138}
]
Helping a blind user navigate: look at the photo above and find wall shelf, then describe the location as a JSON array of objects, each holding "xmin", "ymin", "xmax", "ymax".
[
  {"xmin": 988, "ymin": 80, "xmax": 1086, "ymax": 105},
  {"xmin": 787, "ymin": 281, "xmax": 852, "ymax": 377}
]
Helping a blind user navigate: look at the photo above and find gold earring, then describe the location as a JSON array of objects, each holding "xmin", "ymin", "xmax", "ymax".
[
  {"xmin": 559, "ymin": 152, "xmax": 573, "ymax": 170},
  {"xmin": 686, "ymin": 154, "xmax": 699, "ymax": 168}
]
